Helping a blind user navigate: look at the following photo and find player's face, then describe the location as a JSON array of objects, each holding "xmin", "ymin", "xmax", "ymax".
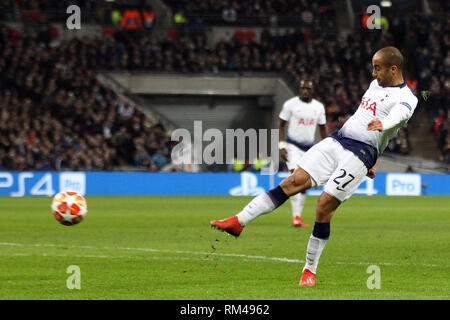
[
  {"xmin": 372, "ymin": 55, "xmax": 393, "ymax": 87},
  {"xmin": 299, "ymin": 81, "xmax": 313, "ymax": 102}
]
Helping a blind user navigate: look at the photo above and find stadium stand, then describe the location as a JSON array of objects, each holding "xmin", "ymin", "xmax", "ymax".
[
  {"xmin": 0, "ymin": 0, "xmax": 448, "ymax": 171},
  {"xmin": 0, "ymin": 0, "xmax": 153, "ymax": 26},
  {"xmin": 162, "ymin": 0, "xmax": 336, "ymax": 27},
  {"xmin": 0, "ymin": 25, "xmax": 172, "ymax": 171}
]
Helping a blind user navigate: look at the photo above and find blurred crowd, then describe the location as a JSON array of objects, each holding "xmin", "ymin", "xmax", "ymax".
[
  {"xmin": 0, "ymin": 0, "xmax": 334, "ymax": 28},
  {"xmin": 409, "ymin": 12, "xmax": 450, "ymax": 165},
  {"xmin": 165, "ymin": 0, "xmax": 335, "ymax": 27},
  {"xmin": 0, "ymin": 0, "xmax": 153, "ymax": 28},
  {"xmin": 74, "ymin": 25, "xmax": 418, "ymax": 155},
  {"xmin": 397, "ymin": 9, "xmax": 450, "ymax": 164},
  {"xmin": 0, "ymin": 27, "xmax": 172, "ymax": 171},
  {"xmin": 1, "ymin": 1, "xmax": 449, "ymax": 170}
]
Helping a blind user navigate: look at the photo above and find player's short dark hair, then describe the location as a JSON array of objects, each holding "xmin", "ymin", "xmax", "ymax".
[{"xmin": 376, "ymin": 46, "xmax": 404, "ymax": 71}]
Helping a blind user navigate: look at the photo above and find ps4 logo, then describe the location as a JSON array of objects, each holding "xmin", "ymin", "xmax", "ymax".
[
  {"xmin": 0, "ymin": 172, "xmax": 55, "ymax": 197},
  {"xmin": 0, "ymin": 172, "xmax": 86, "ymax": 196},
  {"xmin": 229, "ymin": 172, "xmax": 265, "ymax": 196}
]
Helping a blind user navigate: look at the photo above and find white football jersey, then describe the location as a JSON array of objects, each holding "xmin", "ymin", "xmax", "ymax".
[
  {"xmin": 279, "ymin": 97, "xmax": 326, "ymax": 144},
  {"xmin": 340, "ymin": 80, "xmax": 418, "ymax": 155}
]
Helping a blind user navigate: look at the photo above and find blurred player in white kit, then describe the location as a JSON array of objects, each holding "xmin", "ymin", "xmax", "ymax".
[
  {"xmin": 211, "ymin": 46, "xmax": 418, "ymax": 286},
  {"xmin": 278, "ymin": 79, "xmax": 328, "ymax": 227}
]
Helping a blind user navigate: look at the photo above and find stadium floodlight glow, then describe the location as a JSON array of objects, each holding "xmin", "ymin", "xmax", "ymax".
[{"xmin": 380, "ymin": 0, "xmax": 392, "ymax": 7}]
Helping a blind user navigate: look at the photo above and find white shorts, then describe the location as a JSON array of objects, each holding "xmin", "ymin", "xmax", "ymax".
[
  {"xmin": 285, "ymin": 142, "xmax": 306, "ymax": 171},
  {"xmin": 298, "ymin": 137, "xmax": 368, "ymax": 202}
]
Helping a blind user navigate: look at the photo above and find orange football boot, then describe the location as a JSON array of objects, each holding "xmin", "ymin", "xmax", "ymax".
[
  {"xmin": 210, "ymin": 216, "xmax": 243, "ymax": 238},
  {"xmin": 292, "ymin": 216, "xmax": 310, "ymax": 227},
  {"xmin": 299, "ymin": 269, "xmax": 316, "ymax": 286}
]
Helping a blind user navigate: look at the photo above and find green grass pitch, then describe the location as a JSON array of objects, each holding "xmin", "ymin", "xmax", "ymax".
[{"xmin": 0, "ymin": 195, "xmax": 448, "ymax": 300}]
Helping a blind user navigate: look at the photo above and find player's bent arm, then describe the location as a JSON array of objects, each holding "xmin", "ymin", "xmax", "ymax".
[
  {"xmin": 367, "ymin": 102, "xmax": 414, "ymax": 132},
  {"xmin": 380, "ymin": 102, "xmax": 414, "ymax": 131}
]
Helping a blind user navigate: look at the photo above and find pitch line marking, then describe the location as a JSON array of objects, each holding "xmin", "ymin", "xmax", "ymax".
[
  {"xmin": 0, "ymin": 242, "xmax": 303, "ymax": 264},
  {"xmin": 0, "ymin": 242, "xmax": 444, "ymax": 268},
  {"xmin": 0, "ymin": 252, "xmax": 232, "ymax": 262}
]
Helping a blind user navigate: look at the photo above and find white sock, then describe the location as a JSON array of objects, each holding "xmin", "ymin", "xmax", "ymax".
[
  {"xmin": 291, "ymin": 193, "xmax": 306, "ymax": 218},
  {"xmin": 303, "ymin": 235, "xmax": 328, "ymax": 274},
  {"xmin": 236, "ymin": 192, "xmax": 275, "ymax": 226}
]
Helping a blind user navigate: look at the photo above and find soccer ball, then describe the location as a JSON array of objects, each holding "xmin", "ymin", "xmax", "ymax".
[{"xmin": 52, "ymin": 191, "xmax": 88, "ymax": 226}]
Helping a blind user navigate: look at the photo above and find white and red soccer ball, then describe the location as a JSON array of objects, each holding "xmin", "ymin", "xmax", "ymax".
[{"xmin": 52, "ymin": 191, "xmax": 88, "ymax": 226}]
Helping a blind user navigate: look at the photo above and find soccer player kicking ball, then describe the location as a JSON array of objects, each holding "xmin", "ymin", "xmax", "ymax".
[{"xmin": 211, "ymin": 46, "xmax": 418, "ymax": 286}]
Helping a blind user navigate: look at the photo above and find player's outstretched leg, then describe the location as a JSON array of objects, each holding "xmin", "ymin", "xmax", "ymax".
[
  {"xmin": 210, "ymin": 168, "xmax": 312, "ymax": 237},
  {"xmin": 299, "ymin": 191, "xmax": 340, "ymax": 286}
]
